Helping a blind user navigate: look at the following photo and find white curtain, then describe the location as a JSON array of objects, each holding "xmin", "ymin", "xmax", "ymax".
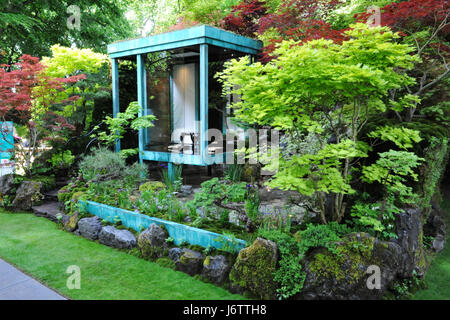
[{"xmin": 172, "ymin": 63, "xmax": 196, "ymax": 144}]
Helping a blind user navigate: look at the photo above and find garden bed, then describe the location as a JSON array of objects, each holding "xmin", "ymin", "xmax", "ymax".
[{"xmin": 79, "ymin": 200, "xmax": 246, "ymax": 252}]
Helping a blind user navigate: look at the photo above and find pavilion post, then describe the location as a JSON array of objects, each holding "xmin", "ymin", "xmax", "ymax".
[
  {"xmin": 199, "ymin": 44, "xmax": 209, "ymax": 164},
  {"xmin": 137, "ymin": 54, "xmax": 146, "ymax": 165},
  {"xmin": 112, "ymin": 58, "xmax": 120, "ymax": 153}
]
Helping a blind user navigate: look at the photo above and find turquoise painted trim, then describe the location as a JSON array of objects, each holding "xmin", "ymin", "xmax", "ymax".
[
  {"xmin": 200, "ymin": 44, "xmax": 209, "ymax": 164},
  {"xmin": 169, "ymin": 70, "xmax": 174, "ymax": 134},
  {"xmin": 141, "ymin": 151, "xmax": 232, "ymax": 165},
  {"xmin": 142, "ymin": 151, "xmax": 203, "ymax": 165},
  {"xmin": 137, "ymin": 54, "xmax": 146, "ymax": 165},
  {"xmin": 112, "ymin": 58, "xmax": 120, "ymax": 152},
  {"xmin": 204, "ymin": 38, "xmax": 259, "ymax": 55},
  {"xmin": 195, "ymin": 63, "xmax": 200, "ymax": 134},
  {"xmin": 167, "ymin": 162, "xmax": 174, "ymax": 182},
  {"xmin": 107, "ymin": 25, "xmax": 262, "ymax": 58},
  {"xmin": 79, "ymin": 200, "xmax": 246, "ymax": 252}
]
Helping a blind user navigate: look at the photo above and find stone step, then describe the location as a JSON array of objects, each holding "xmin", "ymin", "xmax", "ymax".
[
  {"xmin": 32, "ymin": 201, "xmax": 64, "ymax": 223},
  {"xmin": 55, "ymin": 180, "xmax": 70, "ymax": 188},
  {"xmin": 43, "ymin": 189, "xmax": 59, "ymax": 202}
]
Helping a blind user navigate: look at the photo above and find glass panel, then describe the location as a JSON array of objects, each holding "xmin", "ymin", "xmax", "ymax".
[
  {"xmin": 118, "ymin": 56, "xmax": 138, "ymax": 154},
  {"xmin": 142, "ymin": 45, "xmax": 249, "ymax": 157},
  {"xmin": 207, "ymin": 46, "xmax": 247, "ymax": 157},
  {"xmin": 144, "ymin": 47, "xmax": 201, "ymax": 154},
  {"xmin": 144, "ymin": 56, "xmax": 171, "ymax": 152}
]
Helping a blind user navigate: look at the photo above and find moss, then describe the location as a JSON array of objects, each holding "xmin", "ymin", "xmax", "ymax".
[
  {"xmin": 156, "ymin": 257, "xmax": 176, "ymax": 270},
  {"xmin": 139, "ymin": 181, "xmax": 166, "ymax": 193},
  {"xmin": 415, "ymin": 230, "xmax": 427, "ymax": 271},
  {"xmin": 229, "ymin": 238, "xmax": 277, "ymax": 299},
  {"xmin": 29, "ymin": 175, "xmax": 56, "ymax": 192},
  {"xmin": 71, "ymin": 191, "xmax": 86, "ymax": 202},
  {"xmin": 204, "ymin": 256, "xmax": 211, "ymax": 267},
  {"xmin": 416, "ymin": 137, "xmax": 448, "ymax": 215},
  {"xmin": 309, "ymin": 233, "xmax": 376, "ymax": 285},
  {"xmin": 58, "ymin": 186, "xmax": 87, "ymax": 204}
]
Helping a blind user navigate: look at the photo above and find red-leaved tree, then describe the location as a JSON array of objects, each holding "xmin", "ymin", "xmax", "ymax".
[
  {"xmin": 0, "ymin": 54, "xmax": 84, "ymax": 176},
  {"xmin": 355, "ymin": 0, "xmax": 449, "ymax": 122},
  {"xmin": 222, "ymin": 0, "xmax": 345, "ymax": 62}
]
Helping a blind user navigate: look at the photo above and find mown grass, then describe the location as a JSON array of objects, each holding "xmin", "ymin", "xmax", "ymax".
[
  {"xmin": 0, "ymin": 210, "xmax": 244, "ymax": 300},
  {"xmin": 413, "ymin": 194, "xmax": 450, "ymax": 300}
]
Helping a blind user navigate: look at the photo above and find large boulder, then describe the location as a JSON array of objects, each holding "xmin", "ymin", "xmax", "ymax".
[
  {"xmin": 393, "ymin": 208, "xmax": 427, "ymax": 277},
  {"xmin": 424, "ymin": 206, "xmax": 447, "ymax": 253},
  {"xmin": 297, "ymin": 208, "xmax": 428, "ymax": 300},
  {"xmin": 202, "ymin": 255, "xmax": 230, "ymax": 284},
  {"xmin": 0, "ymin": 174, "xmax": 14, "ymax": 196},
  {"xmin": 168, "ymin": 247, "xmax": 182, "ymax": 261},
  {"xmin": 78, "ymin": 216, "xmax": 103, "ymax": 240},
  {"xmin": 178, "ymin": 249, "xmax": 204, "ymax": 276},
  {"xmin": 11, "ymin": 181, "xmax": 43, "ymax": 211},
  {"xmin": 99, "ymin": 226, "xmax": 137, "ymax": 249},
  {"xmin": 229, "ymin": 238, "xmax": 278, "ymax": 299},
  {"xmin": 137, "ymin": 223, "xmax": 168, "ymax": 259},
  {"xmin": 298, "ymin": 232, "xmax": 402, "ymax": 300}
]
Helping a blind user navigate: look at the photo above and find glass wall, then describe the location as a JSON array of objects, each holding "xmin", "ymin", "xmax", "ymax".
[{"xmin": 142, "ymin": 45, "xmax": 248, "ymax": 158}]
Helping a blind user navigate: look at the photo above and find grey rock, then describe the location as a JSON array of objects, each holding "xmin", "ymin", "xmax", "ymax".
[
  {"xmin": 258, "ymin": 187, "xmax": 302, "ymax": 202},
  {"xmin": 202, "ymin": 255, "xmax": 230, "ymax": 284},
  {"xmin": 259, "ymin": 200, "xmax": 313, "ymax": 225},
  {"xmin": 137, "ymin": 223, "xmax": 168, "ymax": 258},
  {"xmin": 229, "ymin": 238, "xmax": 278, "ymax": 299},
  {"xmin": 12, "ymin": 181, "xmax": 43, "ymax": 211},
  {"xmin": 0, "ymin": 174, "xmax": 14, "ymax": 195},
  {"xmin": 61, "ymin": 211, "xmax": 80, "ymax": 232},
  {"xmin": 78, "ymin": 216, "xmax": 103, "ymax": 240},
  {"xmin": 168, "ymin": 247, "xmax": 183, "ymax": 262},
  {"xmin": 433, "ymin": 234, "xmax": 445, "ymax": 253},
  {"xmin": 424, "ymin": 207, "xmax": 446, "ymax": 253},
  {"xmin": 180, "ymin": 185, "xmax": 193, "ymax": 195},
  {"xmin": 32, "ymin": 201, "xmax": 63, "ymax": 222},
  {"xmin": 99, "ymin": 226, "xmax": 137, "ymax": 249},
  {"xmin": 228, "ymin": 211, "xmax": 241, "ymax": 227},
  {"xmin": 175, "ymin": 249, "xmax": 203, "ymax": 276},
  {"xmin": 298, "ymin": 207, "xmax": 429, "ymax": 300},
  {"xmin": 393, "ymin": 208, "xmax": 427, "ymax": 277}
]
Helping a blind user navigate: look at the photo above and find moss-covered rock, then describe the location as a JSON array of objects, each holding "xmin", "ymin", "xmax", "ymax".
[
  {"xmin": 229, "ymin": 237, "xmax": 278, "ymax": 299},
  {"xmin": 137, "ymin": 223, "xmax": 168, "ymax": 259},
  {"xmin": 29, "ymin": 175, "xmax": 56, "ymax": 192},
  {"xmin": 11, "ymin": 181, "xmax": 43, "ymax": 211},
  {"xmin": 298, "ymin": 208, "xmax": 428, "ymax": 300},
  {"xmin": 202, "ymin": 255, "xmax": 231, "ymax": 284},
  {"xmin": 62, "ymin": 211, "xmax": 80, "ymax": 232},
  {"xmin": 299, "ymin": 232, "xmax": 402, "ymax": 300},
  {"xmin": 177, "ymin": 249, "xmax": 204, "ymax": 276}
]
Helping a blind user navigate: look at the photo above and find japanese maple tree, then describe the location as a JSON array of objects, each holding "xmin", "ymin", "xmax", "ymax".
[
  {"xmin": 0, "ymin": 54, "xmax": 83, "ymax": 176},
  {"xmin": 355, "ymin": 0, "xmax": 450, "ymax": 122},
  {"xmin": 222, "ymin": 0, "xmax": 345, "ymax": 61}
]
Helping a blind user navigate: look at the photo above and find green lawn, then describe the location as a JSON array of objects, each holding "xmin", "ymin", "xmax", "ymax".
[
  {"xmin": 0, "ymin": 210, "xmax": 244, "ymax": 300},
  {"xmin": 413, "ymin": 194, "xmax": 450, "ymax": 300}
]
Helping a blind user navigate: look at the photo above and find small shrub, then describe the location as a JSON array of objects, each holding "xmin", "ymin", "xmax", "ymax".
[
  {"xmin": 78, "ymin": 147, "xmax": 147, "ymax": 185},
  {"xmin": 139, "ymin": 181, "xmax": 166, "ymax": 193},
  {"xmin": 224, "ymin": 164, "xmax": 243, "ymax": 182}
]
